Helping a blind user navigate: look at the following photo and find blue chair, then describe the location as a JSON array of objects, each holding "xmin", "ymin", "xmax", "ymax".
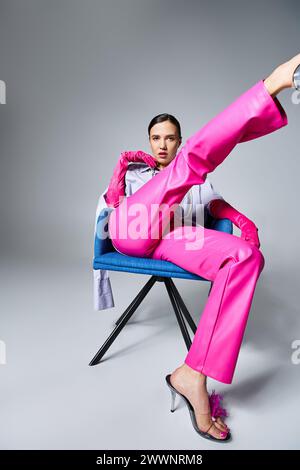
[{"xmin": 90, "ymin": 207, "xmax": 233, "ymax": 366}]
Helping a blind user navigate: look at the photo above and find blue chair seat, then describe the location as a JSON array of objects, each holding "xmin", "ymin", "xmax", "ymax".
[{"xmin": 93, "ymin": 251, "xmax": 209, "ymax": 281}]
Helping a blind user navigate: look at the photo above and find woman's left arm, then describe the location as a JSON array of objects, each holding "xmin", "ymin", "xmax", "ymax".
[{"xmin": 208, "ymin": 199, "xmax": 260, "ymax": 248}]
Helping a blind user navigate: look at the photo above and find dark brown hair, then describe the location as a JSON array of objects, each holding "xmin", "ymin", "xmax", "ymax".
[{"xmin": 148, "ymin": 113, "xmax": 182, "ymax": 140}]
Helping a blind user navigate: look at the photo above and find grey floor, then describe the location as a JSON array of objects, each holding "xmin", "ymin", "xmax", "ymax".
[{"xmin": 1, "ymin": 256, "xmax": 299, "ymax": 450}]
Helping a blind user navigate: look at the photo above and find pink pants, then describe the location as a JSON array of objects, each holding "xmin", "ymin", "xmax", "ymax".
[{"xmin": 108, "ymin": 80, "xmax": 288, "ymax": 384}]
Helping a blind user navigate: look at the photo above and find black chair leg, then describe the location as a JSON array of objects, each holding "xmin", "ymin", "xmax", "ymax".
[
  {"xmin": 167, "ymin": 278, "xmax": 197, "ymax": 334},
  {"xmin": 164, "ymin": 278, "xmax": 193, "ymax": 350},
  {"xmin": 89, "ymin": 275, "xmax": 207, "ymax": 366},
  {"xmin": 89, "ymin": 276, "xmax": 157, "ymax": 366},
  {"xmin": 114, "ymin": 276, "xmax": 157, "ymax": 326}
]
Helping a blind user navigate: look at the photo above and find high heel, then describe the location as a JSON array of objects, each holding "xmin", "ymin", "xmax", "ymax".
[
  {"xmin": 165, "ymin": 374, "xmax": 232, "ymax": 443},
  {"xmin": 293, "ymin": 64, "xmax": 300, "ymax": 90}
]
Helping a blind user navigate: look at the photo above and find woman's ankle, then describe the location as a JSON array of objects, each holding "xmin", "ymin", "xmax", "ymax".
[{"xmin": 181, "ymin": 363, "xmax": 207, "ymax": 383}]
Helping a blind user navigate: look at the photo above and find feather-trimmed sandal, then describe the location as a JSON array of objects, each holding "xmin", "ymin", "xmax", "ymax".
[
  {"xmin": 209, "ymin": 389, "xmax": 229, "ymax": 418},
  {"xmin": 165, "ymin": 374, "xmax": 232, "ymax": 443}
]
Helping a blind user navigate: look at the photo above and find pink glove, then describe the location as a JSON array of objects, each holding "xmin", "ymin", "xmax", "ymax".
[
  {"xmin": 209, "ymin": 199, "xmax": 260, "ymax": 248},
  {"xmin": 104, "ymin": 150, "xmax": 157, "ymax": 208}
]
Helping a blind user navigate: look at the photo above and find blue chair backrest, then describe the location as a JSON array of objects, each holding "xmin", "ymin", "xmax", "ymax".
[{"xmin": 94, "ymin": 207, "xmax": 115, "ymax": 257}]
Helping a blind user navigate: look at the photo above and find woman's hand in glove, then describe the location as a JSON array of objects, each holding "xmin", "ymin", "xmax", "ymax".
[
  {"xmin": 233, "ymin": 213, "xmax": 260, "ymax": 248},
  {"xmin": 120, "ymin": 150, "xmax": 157, "ymax": 168},
  {"xmin": 104, "ymin": 150, "xmax": 157, "ymax": 208},
  {"xmin": 209, "ymin": 199, "xmax": 261, "ymax": 249}
]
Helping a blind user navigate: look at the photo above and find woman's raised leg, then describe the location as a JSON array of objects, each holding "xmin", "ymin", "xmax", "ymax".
[{"xmin": 109, "ymin": 79, "xmax": 287, "ymax": 257}]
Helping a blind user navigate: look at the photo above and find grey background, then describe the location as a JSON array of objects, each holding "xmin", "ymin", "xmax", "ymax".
[{"xmin": 0, "ymin": 0, "xmax": 299, "ymax": 450}]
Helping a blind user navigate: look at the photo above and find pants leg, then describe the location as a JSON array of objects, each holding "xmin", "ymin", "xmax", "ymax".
[
  {"xmin": 108, "ymin": 79, "xmax": 287, "ymax": 256},
  {"xmin": 151, "ymin": 225, "xmax": 265, "ymax": 384}
]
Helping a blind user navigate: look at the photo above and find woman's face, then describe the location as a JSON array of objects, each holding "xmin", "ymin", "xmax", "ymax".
[{"xmin": 149, "ymin": 121, "xmax": 182, "ymax": 170}]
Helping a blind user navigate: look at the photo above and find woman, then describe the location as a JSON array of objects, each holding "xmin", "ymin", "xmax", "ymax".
[{"xmin": 103, "ymin": 53, "xmax": 300, "ymax": 442}]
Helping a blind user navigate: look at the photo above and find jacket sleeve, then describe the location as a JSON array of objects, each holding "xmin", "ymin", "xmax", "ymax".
[
  {"xmin": 93, "ymin": 268, "xmax": 115, "ymax": 310},
  {"xmin": 93, "ymin": 186, "xmax": 115, "ymax": 311}
]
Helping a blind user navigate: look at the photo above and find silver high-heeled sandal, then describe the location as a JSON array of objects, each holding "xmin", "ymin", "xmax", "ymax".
[
  {"xmin": 165, "ymin": 374, "xmax": 232, "ymax": 443},
  {"xmin": 293, "ymin": 64, "xmax": 300, "ymax": 90}
]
